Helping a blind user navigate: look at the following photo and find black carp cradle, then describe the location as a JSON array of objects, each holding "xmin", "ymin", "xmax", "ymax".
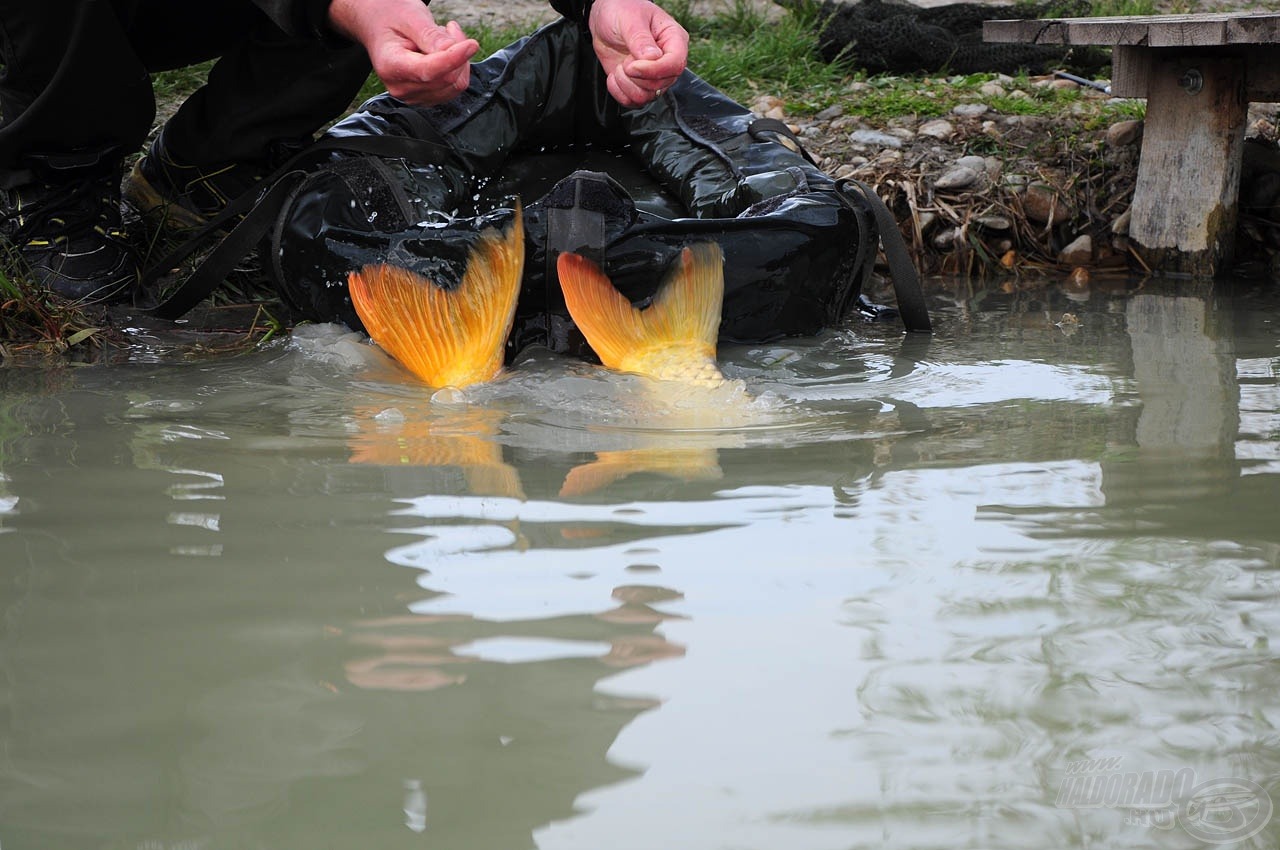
[{"xmin": 267, "ymin": 17, "xmax": 891, "ymax": 361}]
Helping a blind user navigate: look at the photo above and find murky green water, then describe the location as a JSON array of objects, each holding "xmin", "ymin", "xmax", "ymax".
[{"xmin": 2, "ymin": 278, "xmax": 1278, "ymax": 850}]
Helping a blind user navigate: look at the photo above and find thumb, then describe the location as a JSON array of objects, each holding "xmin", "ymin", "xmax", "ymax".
[{"xmin": 623, "ymin": 20, "xmax": 663, "ymax": 61}]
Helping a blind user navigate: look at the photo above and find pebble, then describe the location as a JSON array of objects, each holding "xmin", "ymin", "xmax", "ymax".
[
  {"xmin": 833, "ymin": 161, "xmax": 867, "ymax": 179},
  {"xmin": 934, "ymin": 165, "xmax": 981, "ymax": 191},
  {"xmin": 815, "ymin": 104, "xmax": 844, "ymax": 121},
  {"xmin": 1022, "ymin": 183, "xmax": 1070, "ymax": 225},
  {"xmin": 849, "ymin": 129, "xmax": 904, "ymax": 149},
  {"xmin": 955, "ymin": 155, "xmax": 989, "ymax": 173},
  {"xmin": 979, "ymin": 82, "xmax": 1005, "ymax": 97},
  {"xmin": 1106, "ymin": 119, "xmax": 1143, "ymax": 147},
  {"xmin": 752, "ymin": 94, "xmax": 785, "ymax": 115},
  {"xmin": 952, "ymin": 103, "xmax": 989, "ymax": 118},
  {"xmin": 975, "ymin": 214, "xmax": 1012, "ymax": 231},
  {"xmin": 1058, "ymin": 233, "xmax": 1093, "ymax": 265},
  {"xmin": 1066, "ymin": 266, "xmax": 1091, "ymax": 288},
  {"xmin": 933, "ymin": 226, "xmax": 962, "ymax": 249},
  {"xmin": 918, "ymin": 118, "xmax": 955, "ymax": 140}
]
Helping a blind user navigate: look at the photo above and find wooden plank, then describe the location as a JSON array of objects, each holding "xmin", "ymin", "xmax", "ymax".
[
  {"xmin": 1127, "ymin": 53, "xmax": 1247, "ymax": 276},
  {"xmin": 984, "ymin": 12, "xmax": 1280, "ymax": 46},
  {"xmin": 1112, "ymin": 45, "xmax": 1280, "ymax": 100},
  {"xmin": 1110, "ymin": 46, "xmax": 1152, "ymax": 98},
  {"xmin": 1223, "ymin": 13, "xmax": 1280, "ymax": 42},
  {"xmin": 1145, "ymin": 19, "xmax": 1229, "ymax": 47}
]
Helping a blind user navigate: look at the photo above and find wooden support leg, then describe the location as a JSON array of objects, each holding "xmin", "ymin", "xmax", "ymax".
[{"xmin": 1128, "ymin": 53, "xmax": 1247, "ymax": 277}]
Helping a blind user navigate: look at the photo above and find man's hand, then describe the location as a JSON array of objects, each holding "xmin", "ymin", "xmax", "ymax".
[
  {"xmin": 588, "ymin": 0, "xmax": 689, "ymax": 108},
  {"xmin": 328, "ymin": 0, "xmax": 479, "ymax": 105}
]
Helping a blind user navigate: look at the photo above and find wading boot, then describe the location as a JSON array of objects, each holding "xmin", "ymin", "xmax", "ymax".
[
  {"xmin": 0, "ymin": 169, "xmax": 137, "ymax": 304},
  {"xmin": 124, "ymin": 133, "xmax": 270, "ymax": 231}
]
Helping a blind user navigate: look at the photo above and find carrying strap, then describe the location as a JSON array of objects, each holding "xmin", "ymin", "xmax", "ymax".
[
  {"xmin": 836, "ymin": 177, "xmax": 932, "ymax": 333},
  {"xmin": 138, "ymin": 134, "xmax": 454, "ymax": 320},
  {"xmin": 748, "ymin": 118, "xmax": 819, "ymax": 167}
]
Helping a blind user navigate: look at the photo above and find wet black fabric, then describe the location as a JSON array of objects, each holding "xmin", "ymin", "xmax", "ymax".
[
  {"xmin": 271, "ymin": 18, "xmax": 876, "ymax": 356},
  {"xmin": 0, "ymin": 0, "xmax": 370, "ymax": 184}
]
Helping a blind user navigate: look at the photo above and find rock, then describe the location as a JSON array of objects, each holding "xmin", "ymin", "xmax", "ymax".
[
  {"xmin": 952, "ymin": 103, "xmax": 989, "ymax": 118},
  {"xmin": 1022, "ymin": 183, "xmax": 1070, "ymax": 225},
  {"xmin": 981, "ymin": 120, "xmax": 1001, "ymax": 138},
  {"xmin": 1106, "ymin": 119, "xmax": 1142, "ymax": 147},
  {"xmin": 765, "ymin": 105, "xmax": 786, "ymax": 121},
  {"xmin": 1050, "ymin": 78, "xmax": 1079, "ymax": 90},
  {"xmin": 934, "ymin": 165, "xmax": 981, "ymax": 191},
  {"xmin": 955, "ymin": 155, "xmax": 988, "ymax": 173},
  {"xmin": 850, "ymin": 129, "xmax": 904, "ymax": 149},
  {"xmin": 974, "ymin": 215, "xmax": 1012, "ymax": 231},
  {"xmin": 917, "ymin": 211, "xmax": 938, "ymax": 232},
  {"xmin": 833, "ymin": 161, "xmax": 867, "ymax": 179},
  {"xmin": 815, "ymin": 104, "xmax": 843, "ymax": 121},
  {"xmin": 979, "ymin": 82, "xmax": 1006, "ymax": 97},
  {"xmin": 752, "ymin": 94, "xmax": 784, "ymax": 115},
  {"xmin": 918, "ymin": 118, "xmax": 955, "ymax": 140},
  {"xmin": 1058, "ymin": 234, "xmax": 1093, "ymax": 265},
  {"xmin": 933, "ymin": 226, "xmax": 962, "ymax": 249}
]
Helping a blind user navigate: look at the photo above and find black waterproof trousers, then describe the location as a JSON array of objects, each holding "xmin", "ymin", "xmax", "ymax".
[{"xmin": 0, "ymin": 0, "xmax": 370, "ymax": 186}]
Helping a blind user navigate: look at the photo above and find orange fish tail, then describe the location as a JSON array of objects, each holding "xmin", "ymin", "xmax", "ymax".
[
  {"xmin": 349, "ymin": 204, "xmax": 524, "ymax": 387},
  {"xmin": 556, "ymin": 243, "xmax": 723, "ymax": 379}
]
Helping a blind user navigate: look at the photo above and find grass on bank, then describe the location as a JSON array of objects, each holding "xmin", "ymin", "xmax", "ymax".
[
  {"xmin": 0, "ymin": 256, "xmax": 103, "ymax": 357},
  {"xmin": 4, "ymin": 0, "xmax": 1141, "ymax": 353}
]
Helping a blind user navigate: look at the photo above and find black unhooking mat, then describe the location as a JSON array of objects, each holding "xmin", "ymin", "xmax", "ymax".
[{"xmin": 801, "ymin": 0, "xmax": 1111, "ymax": 75}]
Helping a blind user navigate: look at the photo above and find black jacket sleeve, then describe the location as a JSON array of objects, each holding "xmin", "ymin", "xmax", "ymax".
[
  {"xmin": 251, "ymin": 0, "xmax": 338, "ymax": 40},
  {"xmin": 549, "ymin": 0, "xmax": 595, "ymax": 22},
  {"xmin": 251, "ymin": 0, "xmax": 592, "ymax": 42}
]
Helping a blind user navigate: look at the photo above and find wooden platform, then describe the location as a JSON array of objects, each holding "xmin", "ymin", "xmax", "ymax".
[{"xmin": 984, "ymin": 12, "xmax": 1280, "ymax": 276}]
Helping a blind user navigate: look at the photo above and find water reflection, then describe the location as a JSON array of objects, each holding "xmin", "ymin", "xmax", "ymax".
[{"xmin": 0, "ymin": 276, "xmax": 1276, "ymax": 849}]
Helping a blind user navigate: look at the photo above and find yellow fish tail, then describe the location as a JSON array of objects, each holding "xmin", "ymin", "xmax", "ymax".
[
  {"xmin": 348, "ymin": 205, "xmax": 524, "ymax": 388},
  {"xmin": 556, "ymin": 243, "xmax": 725, "ymax": 384}
]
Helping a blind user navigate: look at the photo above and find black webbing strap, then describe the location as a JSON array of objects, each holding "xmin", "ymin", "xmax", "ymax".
[
  {"xmin": 836, "ymin": 177, "xmax": 932, "ymax": 334},
  {"xmin": 138, "ymin": 134, "xmax": 455, "ymax": 320}
]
